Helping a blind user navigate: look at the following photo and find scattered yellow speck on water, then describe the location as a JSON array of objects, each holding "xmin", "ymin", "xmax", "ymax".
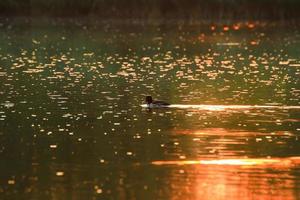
[
  {"xmin": 56, "ymin": 171, "xmax": 64, "ymax": 176},
  {"xmin": 94, "ymin": 185, "xmax": 103, "ymax": 194},
  {"xmin": 50, "ymin": 144, "xmax": 57, "ymax": 148},
  {"xmin": 96, "ymin": 189, "xmax": 102, "ymax": 194}
]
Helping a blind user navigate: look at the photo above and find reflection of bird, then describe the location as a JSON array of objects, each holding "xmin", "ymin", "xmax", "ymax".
[{"xmin": 145, "ymin": 96, "xmax": 170, "ymax": 108}]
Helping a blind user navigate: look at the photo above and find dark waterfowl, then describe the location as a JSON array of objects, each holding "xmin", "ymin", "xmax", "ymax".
[{"xmin": 145, "ymin": 96, "xmax": 170, "ymax": 108}]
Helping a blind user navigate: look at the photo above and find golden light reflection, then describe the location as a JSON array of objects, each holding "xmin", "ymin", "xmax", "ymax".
[
  {"xmin": 152, "ymin": 157, "xmax": 300, "ymax": 200},
  {"xmin": 250, "ymin": 40, "xmax": 259, "ymax": 45},
  {"xmin": 247, "ymin": 23, "xmax": 255, "ymax": 29},
  {"xmin": 173, "ymin": 128, "xmax": 292, "ymax": 137},
  {"xmin": 223, "ymin": 26, "xmax": 230, "ymax": 31},
  {"xmin": 152, "ymin": 157, "xmax": 300, "ymax": 167},
  {"xmin": 233, "ymin": 24, "xmax": 240, "ymax": 30}
]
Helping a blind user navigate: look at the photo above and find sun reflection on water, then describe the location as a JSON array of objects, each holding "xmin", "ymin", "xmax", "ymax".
[
  {"xmin": 152, "ymin": 157, "xmax": 300, "ymax": 166},
  {"xmin": 152, "ymin": 157, "xmax": 300, "ymax": 200}
]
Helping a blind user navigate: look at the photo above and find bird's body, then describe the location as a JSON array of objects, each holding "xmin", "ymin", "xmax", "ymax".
[{"xmin": 145, "ymin": 96, "xmax": 170, "ymax": 108}]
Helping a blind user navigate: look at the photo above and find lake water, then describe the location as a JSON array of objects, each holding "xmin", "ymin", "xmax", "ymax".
[{"xmin": 0, "ymin": 19, "xmax": 300, "ymax": 200}]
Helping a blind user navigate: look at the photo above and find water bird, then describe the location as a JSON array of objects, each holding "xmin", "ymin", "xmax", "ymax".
[{"xmin": 145, "ymin": 96, "xmax": 170, "ymax": 108}]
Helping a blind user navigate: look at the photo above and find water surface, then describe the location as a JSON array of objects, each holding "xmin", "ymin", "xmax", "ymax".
[{"xmin": 0, "ymin": 19, "xmax": 300, "ymax": 199}]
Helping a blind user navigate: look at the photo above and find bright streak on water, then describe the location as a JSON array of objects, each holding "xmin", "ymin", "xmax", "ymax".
[
  {"xmin": 141, "ymin": 104, "xmax": 300, "ymax": 111},
  {"xmin": 152, "ymin": 157, "xmax": 300, "ymax": 166}
]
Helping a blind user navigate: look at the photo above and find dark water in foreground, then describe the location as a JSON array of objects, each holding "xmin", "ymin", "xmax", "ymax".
[{"xmin": 0, "ymin": 19, "xmax": 300, "ymax": 199}]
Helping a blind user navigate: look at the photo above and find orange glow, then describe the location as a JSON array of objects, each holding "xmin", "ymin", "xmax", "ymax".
[
  {"xmin": 154, "ymin": 158, "xmax": 299, "ymax": 200},
  {"xmin": 223, "ymin": 26, "xmax": 229, "ymax": 31},
  {"xmin": 247, "ymin": 23, "xmax": 255, "ymax": 29},
  {"xmin": 152, "ymin": 157, "xmax": 300, "ymax": 167},
  {"xmin": 173, "ymin": 128, "xmax": 294, "ymax": 137},
  {"xmin": 250, "ymin": 40, "xmax": 259, "ymax": 45},
  {"xmin": 210, "ymin": 25, "xmax": 216, "ymax": 31},
  {"xmin": 233, "ymin": 24, "xmax": 240, "ymax": 30}
]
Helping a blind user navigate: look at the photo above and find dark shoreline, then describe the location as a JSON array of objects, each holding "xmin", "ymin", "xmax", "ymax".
[
  {"xmin": 0, "ymin": 0, "xmax": 299, "ymax": 21},
  {"xmin": 1, "ymin": 16, "xmax": 300, "ymax": 28}
]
